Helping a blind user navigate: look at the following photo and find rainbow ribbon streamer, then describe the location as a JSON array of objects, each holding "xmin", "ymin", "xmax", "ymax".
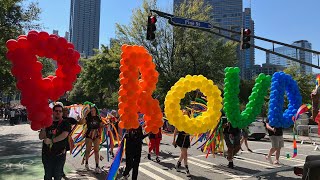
[{"xmin": 106, "ymin": 136, "xmax": 125, "ymax": 180}]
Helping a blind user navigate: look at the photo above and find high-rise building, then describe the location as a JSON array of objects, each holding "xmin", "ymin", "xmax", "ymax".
[
  {"xmin": 173, "ymin": 0, "xmax": 255, "ymax": 79},
  {"xmin": 64, "ymin": 32, "xmax": 69, "ymax": 41},
  {"xmin": 266, "ymin": 40, "xmax": 312, "ymax": 74},
  {"xmin": 252, "ymin": 63, "xmax": 285, "ymax": 77},
  {"xmin": 69, "ymin": 0, "xmax": 101, "ymax": 57},
  {"xmin": 53, "ymin": 30, "xmax": 59, "ymax": 36}
]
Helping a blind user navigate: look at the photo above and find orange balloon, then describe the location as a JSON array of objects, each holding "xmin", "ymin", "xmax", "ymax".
[{"xmin": 118, "ymin": 45, "xmax": 163, "ymax": 132}]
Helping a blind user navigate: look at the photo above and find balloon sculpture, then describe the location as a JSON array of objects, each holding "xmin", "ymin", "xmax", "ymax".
[
  {"xmin": 6, "ymin": 31, "xmax": 81, "ymax": 130},
  {"xmin": 164, "ymin": 75, "xmax": 222, "ymax": 134},
  {"xmin": 118, "ymin": 45, "xmax": 163, "ymax": 134},
  {"xmin": 268, "ymin": 72, "xmax": 302, "ymax": 128},
  {"xmin": 223, "ymin": 67, "xmax": 271, "ymax": 128}
]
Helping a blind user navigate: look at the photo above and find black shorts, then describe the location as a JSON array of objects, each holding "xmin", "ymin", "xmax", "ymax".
[
  {"xmin": 224, "ymin": 133, "xmax": 240, "ymax": 148},
  {"xmin": 86, "ymin": 129, "xmax": 101, "ymax": 140},
  {"xmin": 176, "ymin": 134, "xmax": 190, "ymax": 148}
]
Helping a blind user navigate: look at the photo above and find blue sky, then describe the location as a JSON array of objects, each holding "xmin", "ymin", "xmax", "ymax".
[{"xmin": 28, "ymin": 0, "xmax": 319, "ymax": 71}]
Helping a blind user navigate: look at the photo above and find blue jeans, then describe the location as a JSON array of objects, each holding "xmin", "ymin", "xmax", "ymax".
[{"xmin": 42, "ymin": 153, "xmax": 66, "ymax": 180}]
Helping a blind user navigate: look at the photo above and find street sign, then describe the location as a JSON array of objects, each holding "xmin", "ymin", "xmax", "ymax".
[{"xmin": 170, "ymin": 17, "xmax": 212, "ymax": 30}]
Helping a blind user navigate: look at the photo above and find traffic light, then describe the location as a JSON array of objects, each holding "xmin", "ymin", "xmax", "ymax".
[
  {"xmin": 241, "ymin": 28, "xmax": 251, "ymax": 49},
  {"xmin": 146, "ymin": 15, "xmax": 157, "ymax": 41}
]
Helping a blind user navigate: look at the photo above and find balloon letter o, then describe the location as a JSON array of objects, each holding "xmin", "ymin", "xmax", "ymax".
[{"xmin": 164, "ymin": 75, "xmax": 222, "ymax": 134}]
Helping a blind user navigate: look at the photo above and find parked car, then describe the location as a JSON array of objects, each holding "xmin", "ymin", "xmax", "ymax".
[{"xmin": 248, "ymin": 118, "xmax": 266, "ymax": 140}]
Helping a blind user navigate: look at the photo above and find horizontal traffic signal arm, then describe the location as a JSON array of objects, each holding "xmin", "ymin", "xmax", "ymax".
[{"xmin": 150, "ymin": 9, "xmax": 320, "ymax": 70}]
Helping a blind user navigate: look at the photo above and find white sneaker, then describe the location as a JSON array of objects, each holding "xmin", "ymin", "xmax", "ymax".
[
  {"xmin": 95, "ymin": 167, "xmax": 102, "ymax": 174},
  {"xmin": 85, "ymin": 164, "xmax": 89, "ymax": 170}
]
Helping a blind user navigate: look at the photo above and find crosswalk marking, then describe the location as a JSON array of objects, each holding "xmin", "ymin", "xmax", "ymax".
[
  {"xmin": 188, "ymin": 158, "xmax": 251, "ymax": 179},
  {"xmin": 279, "ymin": 156, "xmax": 305, "ymax": 164},
  {"xmin": 143, "ymin": 163, "xmax": 185, "ymax": 180},
  {"xmin": 233, "ymin": 156, "xmax": 274, "ymax": 168},
  {"xmin": 139, "ymin": 167, "xmax": 166, "ymax": 180},
  {"xmin": 234, "ymin": 156, "xmax": 279, "ymax": 167},
  {"xmin": 188, "ymin": 160, "xmax": 248, "ymax": 180}
]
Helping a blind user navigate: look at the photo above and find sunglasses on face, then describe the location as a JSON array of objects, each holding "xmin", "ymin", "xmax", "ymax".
[{"xmin": 54, "ymin": 110, "xmax": 62, "ymax": 113}]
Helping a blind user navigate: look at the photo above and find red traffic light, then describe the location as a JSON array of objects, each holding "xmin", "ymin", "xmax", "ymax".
[
  {"xmin": 150, "ymin": 16, "xmax": 157, "ymax": 24},
  {"xmin": 243, "ymin": 29, "xmax": 251, "ymax": 36}
]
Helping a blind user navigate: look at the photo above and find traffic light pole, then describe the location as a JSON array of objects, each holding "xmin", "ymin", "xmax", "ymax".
[{"xmin": 150, "ymin": 10, "xmax": 320, "ymax": 70}]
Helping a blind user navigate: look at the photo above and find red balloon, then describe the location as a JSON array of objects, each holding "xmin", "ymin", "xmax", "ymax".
[
  {"xmin": 38, "ymin": 31, "xmax": 49, "ymax": 40},
  {"xmin": 6, "ymin": 40, "xmax": 18, "ymax": 51},
  {"xmin": 31, "ymin": 122, "xmax": 42, "ymax": 131}
]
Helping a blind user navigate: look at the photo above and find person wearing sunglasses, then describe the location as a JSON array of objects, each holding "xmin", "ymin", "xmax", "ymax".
[{"xmin": 39, "ymin": 104, "xmax": 71, "ymax": 180}]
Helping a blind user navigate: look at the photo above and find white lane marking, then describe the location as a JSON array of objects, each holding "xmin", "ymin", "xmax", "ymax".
[
  {"xmin": 139, "ymin": 166, "xmax": 166, "ymax": 180},
  {"xmin": 143, "ymin": 162, "xmax": 184, "ymax": 180},
  {"xmin": 242, "ymin": 163, "xmax": 305, "ymax": 179},
  {"xmin": 234, "ymin": 157, "xmax": 274, "ymax": 168},
  {"xmin": 234, "ymin": 156, "xmax": 276, "ymax": 168},
  {"xmin": 188, "ymin": 160, "xmax": 250, "ymax": 180},
  {"xmin": 279, "ymin": 156, "xmax": 305, "ymax": 164}
]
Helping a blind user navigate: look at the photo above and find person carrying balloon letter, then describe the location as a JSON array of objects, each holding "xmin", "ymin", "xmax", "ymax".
[
  {"xmin": 265, "ymin": 119, "xmax": 284, "ymax": 165},
  {"xmin": 39, "ymin": 104, "xmax": 71, "ymax": 180},
  {"xmin": 148, "ymin": 127, "xmax": 162, "ymax": 162},
  {"xmin": 122, "ymin": 125, "xmax": 148, "ymax": 180},
  {"xmin": 172, "ymin": 109, "xmax": 191, "ymax": 177},
  {"xmin": 240, "ymin": 126, "xmax": 252, "ymax": 152},
  {"xmin": 79, "ymin": 102, "xmax": 103, "ymax": 173},
  {"xmin": 222, "ymin": 115, "xmax": 241, "ymax": 169}
]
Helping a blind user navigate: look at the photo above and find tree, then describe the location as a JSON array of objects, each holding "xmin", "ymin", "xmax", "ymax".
[
  {"xmin": 0, "ymin": 0, "xmax": 41, "ymax": 94},
  {"xmin": 38, "ymin": 57, "xmax": 55, "ymax": 77},
  {"xmin": 284, "ymin": 65, "xmax": 314, "ymax": 104},
  {"xmin": 116, "ymin": 0, "xmax": 237, "ymax": 105},
  {"xmin": 68, "ymin": 44, "xmax": 121, "ymax": 108}
]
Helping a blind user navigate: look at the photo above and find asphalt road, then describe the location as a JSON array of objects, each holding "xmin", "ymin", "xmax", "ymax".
[{"xmin": 1, "ymin": 121, "xmax": 320, "ymax": 180}]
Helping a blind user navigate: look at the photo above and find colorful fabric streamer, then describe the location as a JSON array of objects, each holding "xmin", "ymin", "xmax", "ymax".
[{"xmin": 106, "ymin": 137, "xmax": 125, "ymax": 180}]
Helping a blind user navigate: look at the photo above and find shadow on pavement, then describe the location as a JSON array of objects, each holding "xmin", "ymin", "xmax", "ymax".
[
  {"xmin": 0, "ymin": 156, "xmax": 44, "ymax": 180},
  {"xmin": 0, "ymin": 133, "xmax": 41, "ymax": 157},
  {"xmin": 159, "ymin": 150, "xmax": 179, "ymax": 160},
  {"xmin": 255, "ymin": 168, "xmax": 300, "ymax": 180}
]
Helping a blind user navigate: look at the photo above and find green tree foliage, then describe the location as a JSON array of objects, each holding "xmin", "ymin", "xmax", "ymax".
[
  {"xmin": 116, "ymin": 0, "xmax": 237, "ymax": 105},
  {"xmin": 68, "ymin": 44, "xmax": 121, "ymax": 108},
  {"xmin": 284, "ymin": 65, "xmax": 315, "ymax": 104},
  {"xmin": 0, "ymin": 0, "xmax": 41, "ymax": 93},
  {"xmin": 38, "ymin": 57, "xmax": 55, "ymax": 77}
]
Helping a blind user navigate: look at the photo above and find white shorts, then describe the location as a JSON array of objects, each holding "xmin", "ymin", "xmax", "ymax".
[{"xmin": 270, "ymin": 136, "xmax": 284, "ymax": 148}]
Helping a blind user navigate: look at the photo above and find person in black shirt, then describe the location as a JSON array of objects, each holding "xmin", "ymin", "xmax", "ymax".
[
  {"xmin": 222, "ymin": 116, "xmax": 241, "ymax": 169},
  {"xmin": 39, "ymin": 104, "xmax": 71, "ymax": 180},
  {"xmin": 79, "ymin": 104, "xmax": 103, "ymax": 174},
  {"xmin": 122, "ymin": 125, "xmax": 148, "ymax": 180},
  {"xmin": 265, "ymin": 119, "xmax": 284, "ymax": 165}
]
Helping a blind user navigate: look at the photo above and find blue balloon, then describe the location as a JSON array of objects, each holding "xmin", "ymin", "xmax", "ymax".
[{"xmin": 268, "ymin": 72, "xmax": 302, "ymax": 128}]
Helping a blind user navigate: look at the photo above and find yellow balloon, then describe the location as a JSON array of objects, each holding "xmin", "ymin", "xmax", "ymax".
[{"xmin": 164, "ymin": 75, "xmax": 222, "ymax": 134}]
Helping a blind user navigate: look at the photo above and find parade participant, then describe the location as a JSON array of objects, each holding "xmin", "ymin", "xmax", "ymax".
[
  {"xmin": 222, "ymin": 116, "xmax": 241, "ymax": 169},
  {"xmin": 63, "ymin": 107, "xmax": 78, "ymax": 125},
  {"xmin": 172, "ymin": 109, "xmax": 191, "ymax": 177},
  {"xmin": 148, "ymin": 127, "xmax": 162, "ymax": 162},
  {"xmin": 39, "ymin": 104, "xmax": 71, "ymax": 180},
  {"xmin": 122, "ymin": 125, "xmax": 148, "ymax": 180},
  {"xmin": 240, "ymin": 126, "xmax": 253, "ymax": 152},
  {"xmin": 62, "ymin": 107, "xmax": 79, "ymax": 178},
  {"xmin": 265, "ymin": 119, "xmax": 284, "ymax": 165},
  {"xmin": 79, "ymin": 103, "xmax": 103, "ymax": 173}
]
